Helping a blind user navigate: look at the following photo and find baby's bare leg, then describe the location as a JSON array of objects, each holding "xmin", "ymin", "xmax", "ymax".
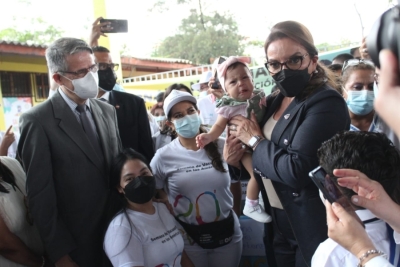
[
  {"xmin": 241, "ymin": 152, "xmax": 272, "ymax": 223},
  {"xmin": 241, "ymin": 153, "xmax": 259, "ymax": 200}
]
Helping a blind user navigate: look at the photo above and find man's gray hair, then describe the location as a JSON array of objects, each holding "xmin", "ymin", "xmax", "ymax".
[{"xmin": 45, "ymin": 37, "xmax": 93, "ymax": 74}]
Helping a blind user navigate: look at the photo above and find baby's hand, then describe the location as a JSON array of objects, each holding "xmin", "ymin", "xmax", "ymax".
[{"xmin": 196, "ymin": 133, "xmax": 212, "ymax": 148}]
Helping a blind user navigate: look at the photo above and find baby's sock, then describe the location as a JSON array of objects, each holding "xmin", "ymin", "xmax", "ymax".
[{"xmin": 246, "ymin": 197, "xmax": 259, "ymax": 207}]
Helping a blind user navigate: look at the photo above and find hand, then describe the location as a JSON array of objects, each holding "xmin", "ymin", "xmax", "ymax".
[
  {"xmin": 195, "ymin": 133, "xmax": 211, "ymax": 148},
  {"xmin": 374, "ymin": 49, "xmax": 400, "ymax": 137},
  {"xmin": 359, "ymin": 37, "xmax": 370, "ymax": 60},
  {"xmin": 0, "ymin": 125, "xmax": 15, "ymax": 156},
  {"xmin": 228, "ymin": 112, "xmax": 263, "ymax": 145},
  {"xmin": 223, "ymin": 128, "xmax": 246, "ymax": 169},
  {"xmin": 89, "ymin": 17, "xmax": 111, "ymax": 47},
  {"xmin": 55, "ymin": 255, "xmax": 78, "ymax": 267},
  {"xmin": 334, "ymin": 168, "xmax": 400, "ymax": 233},
  {"xmin": 325, "ymin": 200, "xmax": 375, "ymax": 260}
]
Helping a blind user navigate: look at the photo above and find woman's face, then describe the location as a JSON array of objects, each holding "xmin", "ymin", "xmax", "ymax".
[
  {"xmin": 343, "ymin": 69, "xmax": 375, "ymax": 100},
  {"xmin": 266, "ymin": 37, "xmax": 318, "ymax": 76},
  {"xmin": 154, "ymin": 107, "xmax": 165, "ymax": 117},
  {"xmin": 168, "ymin": 101, "xmax": 199, "ymax": 123},
  {"xmin": 118, "ymin": 159, "xmax": 153, "ymax": 193}
]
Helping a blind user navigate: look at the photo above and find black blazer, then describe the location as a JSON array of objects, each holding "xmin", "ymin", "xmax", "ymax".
[
  {"xmin": 109, "ymin": 90, "xmax": 154, "ymax": 162},
  {"xmin": 252, "ymin": 85, "xmax": 350, "ymax": 266},
  {"xmin": 18, "ymin": 92, "xmax": 122, "ymax": 265}
]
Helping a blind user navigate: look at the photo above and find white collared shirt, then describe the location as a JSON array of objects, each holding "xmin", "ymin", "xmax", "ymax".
[
  {"xmin": 98, "ymin": 91, "xmax": 110, "ymax": 103},
  {"xmin": 311, "ymin": 209, "xmax": 390, "ymax": 267}
]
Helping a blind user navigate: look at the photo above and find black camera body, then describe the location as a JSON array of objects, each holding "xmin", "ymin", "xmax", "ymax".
[{"xmin": 368, "ymin": 3, "xmax": 400, "ymax": 69}]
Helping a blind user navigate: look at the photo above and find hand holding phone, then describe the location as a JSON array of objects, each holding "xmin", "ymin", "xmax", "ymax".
[
  {"xmin": 309, "ymin": 166, "xmax": 365, "ymax": 228},
  {"xmin": 99, "ymin": 19, "xmax": 128, "ymax": 33},
  {"xmin": 211, "ymin": 56, "xmax": 227, "ymax": 89}
]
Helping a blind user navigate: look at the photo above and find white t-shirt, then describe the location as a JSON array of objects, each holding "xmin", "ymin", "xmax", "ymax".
[
  {"xmin": 198, "ymin": 95, "xmax": 218, "ymax": 126},
  {"xmin": 150, "ymin": 138, "xmax": 242, "ymax": 250},
  {"xmin": 312, "ymin": 209, "xmax": 389, "ymax": 267},
  {"xmin": 104, "ymin": 202, "xmax": 184, "ymax": 267}
]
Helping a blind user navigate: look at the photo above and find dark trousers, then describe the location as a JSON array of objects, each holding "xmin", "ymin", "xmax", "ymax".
[{"xmin": 270, "ymin": 208, "xmax": 309, "ymax": 267}]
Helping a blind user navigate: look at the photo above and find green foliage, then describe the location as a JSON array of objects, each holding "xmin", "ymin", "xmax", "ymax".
[
  {"xmin": 153, "ymin": 10, "xmax": 244, "ymax": 64},
  {"xmin": 0, "ymin": 17, "xmax": 63, "ymax": 45}
]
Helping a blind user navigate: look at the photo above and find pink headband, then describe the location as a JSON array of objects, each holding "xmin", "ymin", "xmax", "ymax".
[{"xmin": 216, "ymin": 56, "xmax": 252, "ymax": 91}]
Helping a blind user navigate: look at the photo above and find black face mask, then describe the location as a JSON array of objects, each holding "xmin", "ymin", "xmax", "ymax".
[
  {"xmin": 272, "ymin": 67, "xmax": 311, "ymax": 97},
  {"xmin": 123, "ymin": 176, "xmax": 155, "ymax": 204},
  {"xmin": 98, "ymin": 68, "xmax": 116, "ymax": 91}
]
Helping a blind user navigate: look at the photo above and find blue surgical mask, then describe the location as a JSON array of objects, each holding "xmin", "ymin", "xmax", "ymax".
[
  {"xmin": 173, "ymin": 113, "xmax": 201, "ymax": 138},
  {"xmin": 343, "ymin": 88, "xmax": 375, "ymax": 116},
  {"xmin": 155, "ymin": 115, "xmax": 166, "ymax": 122}
]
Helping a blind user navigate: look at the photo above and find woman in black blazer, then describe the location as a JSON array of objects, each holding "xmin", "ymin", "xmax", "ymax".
[{"xmin": 228, "ymin": 21, "xmax": 350, "ymax": 267}]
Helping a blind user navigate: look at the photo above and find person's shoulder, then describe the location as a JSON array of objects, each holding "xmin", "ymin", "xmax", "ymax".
[
  {"xmin": 111, "ymin": 90, "xmax": 144, "ymax": 102},
  {"xmin": 309, "ymin": 85, "xmax": 343, "ymax": 101}
]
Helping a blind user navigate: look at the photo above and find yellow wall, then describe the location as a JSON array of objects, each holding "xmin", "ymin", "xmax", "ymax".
[
  {"xmin": 0, "ymin": 54, "xmax": 48, "ymax": 131},
  {"xmin": 0, "ymin": 55, "xmax": 48, "ymax": 73}
]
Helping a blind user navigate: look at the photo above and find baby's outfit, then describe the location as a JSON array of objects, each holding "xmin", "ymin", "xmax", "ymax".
[{"xmin": 215, "ymin": 89, "xmax": 272, "ymax": 223}]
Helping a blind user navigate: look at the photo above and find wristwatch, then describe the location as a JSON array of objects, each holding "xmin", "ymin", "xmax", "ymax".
[{"xmin": 248, "ymin": 135, "xmax": 264, "ymax": 150}]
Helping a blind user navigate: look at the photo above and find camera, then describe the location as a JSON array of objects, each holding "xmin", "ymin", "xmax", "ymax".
[
  {"xmin": 211, "ymin": 56, "xmax": 227, "ymax": 89},
  {"xmin": 368, "ymin": 2, "xmax": 400, "ymax": 69}
]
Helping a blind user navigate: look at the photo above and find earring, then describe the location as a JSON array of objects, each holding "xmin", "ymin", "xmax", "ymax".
[{"xmin": 314, "ymin": 69, "xmax": 319, "ymax": 74}]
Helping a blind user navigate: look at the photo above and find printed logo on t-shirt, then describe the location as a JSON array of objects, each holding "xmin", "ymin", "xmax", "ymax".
[{"xmin": 177, "ymin": 162, "xmax": 213, "ymax": 173}]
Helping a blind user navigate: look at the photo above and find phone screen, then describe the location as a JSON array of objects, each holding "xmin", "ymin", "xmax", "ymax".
[{"xmin": 100, "ymin": 19, "xmax": 128, "ymax": 33}]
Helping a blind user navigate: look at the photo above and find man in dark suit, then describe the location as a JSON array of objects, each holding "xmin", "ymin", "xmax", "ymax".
[
  {"xmin": 93, "ymin": 45, "xmax": 154, "ymax": 162},
  {"xmin": 18, "ymin": 37, "xmax": 122, "ymax": 267}
]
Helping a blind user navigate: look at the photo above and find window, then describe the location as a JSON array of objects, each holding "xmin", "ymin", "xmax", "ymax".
[
  {"xmin": 35, "ymin": 73, "xmax": 49, "ymax": 100},
  {"xmin": 0, "ymin": 72, "xmax": 32, "ymax": 97}
]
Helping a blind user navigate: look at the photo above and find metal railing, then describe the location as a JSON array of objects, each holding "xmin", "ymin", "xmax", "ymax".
[{"xmin": 122, "ymin": 64, "xmax": 213, "ymax": 84}]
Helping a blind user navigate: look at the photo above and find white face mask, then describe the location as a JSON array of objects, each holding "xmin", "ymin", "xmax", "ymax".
[{"xmin": 61, "ymin": 71, "xmax": 99, "ymax": 99}]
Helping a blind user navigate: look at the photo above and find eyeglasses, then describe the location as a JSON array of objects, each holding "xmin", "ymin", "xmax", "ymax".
[
  {"xmin": 265, "ymin": 53, "xmax": 309, "ymax": 74},
  {"xmin": 98, "ymin": 63, "xmax": 119, "ymax": 71},
  {"xmin": 342, "ymin": 59, "xmax": 375, "ymax": 73},
  {"xmin": 58, "ymin": 64, "xmax": 98, "ymax": 78}
]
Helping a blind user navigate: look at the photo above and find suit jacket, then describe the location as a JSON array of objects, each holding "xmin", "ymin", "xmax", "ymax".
[
  {"xmin": 109, "ymin": 90, "xmax": 154, "ymax": 162},
  {"xmin": 17, "ymin": 91, "xmax": 122, "ymax": 266},
  {"xmin": 252, "ymin": 85, "xmax": 350, "ymax": 266}
]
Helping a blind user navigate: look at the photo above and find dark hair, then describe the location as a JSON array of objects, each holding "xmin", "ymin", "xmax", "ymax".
[
  {"xmin": 166, "ymin": 102, "xmax": 226, "ymax": 173},
  {"xmin": 0, "ymin": 160, "xmax": 18, "ymax": 193},
  {"xmin": 156, "ymin": 92, "xmax": 165, "ymax": 103},
  {"xmin": 164, "ymin": 83, "xmax": 192, "ymax": 100},
  {"xmin": 264, "ymin": 21, "xmax": 337, "ymax": 99},
  {"xmin": 104, "ymin": 149, "xmax": 152, "ymax": 256},
  {"xmin": 332, "ymin": 53, "xmax": 354, "ymax": 64},
  {"xmin": 328, "ymin": 64, "xmax": 343, "ymax": 72},
  {"xmin": 318, "ymin": 131, "xmax": 400, "ymax": 205},
  {"xmin": 92, "ymin": 46, "xmax": 110, "ymax": 53},
  {"xmin": 319, "ymin": 59, "xmax": 332, "ymax": 66},
  {"xmin": 341, "ymin": 63, "xmax": 375, "ymax": 86}
]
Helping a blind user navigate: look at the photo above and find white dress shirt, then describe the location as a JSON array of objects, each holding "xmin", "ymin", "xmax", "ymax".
[{"xmin": 312, "ymin": 209, "xmax": 390, "ymax": 267}]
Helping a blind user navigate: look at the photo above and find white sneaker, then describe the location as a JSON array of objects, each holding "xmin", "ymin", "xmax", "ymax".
[{"xmin": 243, "ymin": 204, "xmax": 272, "ymax": 223}]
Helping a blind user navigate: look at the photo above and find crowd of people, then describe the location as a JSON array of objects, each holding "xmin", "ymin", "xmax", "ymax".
[{"xmin": 0, "ymin": 9, "xmax": 399, "ymax": 267}]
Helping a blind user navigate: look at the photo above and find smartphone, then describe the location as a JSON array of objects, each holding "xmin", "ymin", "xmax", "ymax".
[
  {"xmin": 100, "ymin": 19, "xmax": 128, "ymax": 33},
  {"xmin": 211, "ymin": 56, "xmax": 227, "ymax": 89},
  {"xmin": 309, "ymin": 166, "xmax": 365, "ymax": 227}
]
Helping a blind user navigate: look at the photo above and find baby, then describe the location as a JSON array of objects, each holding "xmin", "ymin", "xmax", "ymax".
[{"xmin": 196, "ymin": 56, "xmax": 272, "ymax": 223}]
